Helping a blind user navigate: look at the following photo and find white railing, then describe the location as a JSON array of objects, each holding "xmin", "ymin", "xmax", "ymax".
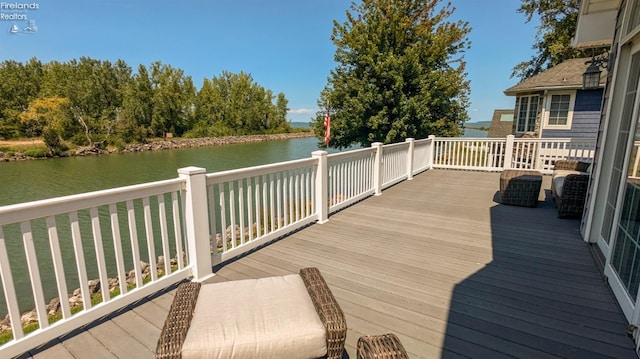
[
  {"xmin": 0, "ymin": 179, "xmax": 191, "ymax": 357},
  {"xmin": 433, "ymin": 135, "xmax": 596, "ymax": 174},
  {"xmin": 0, "ymin": 134, "xmax": 599, "ymax": 357},
  {"xmin": 205, "ymin": 158, "xmax": 319, "ymax": 264},
  {"xmin": 433, "ymin": 137, "xmax": 508, "ymax": 171},
  {"xmin": 327, "ymin": 147, "xmax": 377, "ymax": 213}
]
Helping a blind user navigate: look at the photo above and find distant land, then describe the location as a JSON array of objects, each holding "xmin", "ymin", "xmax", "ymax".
[
  {"xmin": 465, "ymin": 121, "xmax": 492, "ymax": 129},
  {"xmin": 290, "ymin": 121, "xmax": 311, "ymax": 129}
]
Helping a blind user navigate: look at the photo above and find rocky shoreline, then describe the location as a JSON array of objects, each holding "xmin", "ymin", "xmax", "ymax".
[
  {"xmin": 0, "ymin": 131, "xmax": 315, "ymax": 161},
  {"xmin": 0, "ymin": 257, "xmax": 177, "ymax": 333}
]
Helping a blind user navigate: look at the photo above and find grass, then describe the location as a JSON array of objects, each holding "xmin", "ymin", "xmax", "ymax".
[{"xmin": 0, "ymin": 142, "xmax": 49, "ymax": 156}]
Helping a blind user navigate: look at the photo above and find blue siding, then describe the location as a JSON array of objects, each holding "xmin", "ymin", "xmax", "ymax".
[
  {"xmin": 541, "ymin": 89, "xmax": 602, "ymax": 139},
  {"xmin": 542, "ymin": 111, "xmax": 600, "ymax": 139},
  {"xmin": 574, "ymin": 89, "xmax": 603, "ymax": 112}
]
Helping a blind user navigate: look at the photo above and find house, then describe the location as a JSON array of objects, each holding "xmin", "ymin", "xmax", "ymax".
[
  {"xmin": 503, "ymin": 58, "xmax": 606, "ymax": 139},
  {"xmin": 486, "ymin": 109, "xmax": 514, "ymax": 138},
  {"xmin": 573, "ymin": 0, "xmax": 640, "ymax": 350}
]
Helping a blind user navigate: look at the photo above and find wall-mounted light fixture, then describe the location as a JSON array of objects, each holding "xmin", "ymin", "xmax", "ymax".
[{"xmin": 583, "ymin": 53, "xmax": 609, "ymax": 90}]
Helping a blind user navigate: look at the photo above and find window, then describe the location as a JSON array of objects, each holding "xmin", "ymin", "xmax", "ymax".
[
  {"xmin": 548, "ymin": 94, "xmax": 571, "ymax": 125},
  {"xmin": 516, "ymin": 95, "xmax": 539, "ymax": 132},
  {"xmin": 543, "ymin": 92, "xmax": 575, "ymax": 129},
  {"xmin": 627, "ymin": 0, "xmax": 640, "ymax": 35}
]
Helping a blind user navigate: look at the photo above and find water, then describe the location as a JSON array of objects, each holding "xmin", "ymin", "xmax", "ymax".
[
  {"xmin": 0, "ymin": 137, "xmax": 329, "ymax": 206},
  {"xmin": 463, "ymin": 128, "xmax": 488, "ymax": 138}
]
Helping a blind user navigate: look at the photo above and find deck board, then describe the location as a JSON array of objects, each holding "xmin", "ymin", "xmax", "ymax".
[{"xmin": 20, "ymin": 169, "xmax": 636, "ymax": 358}]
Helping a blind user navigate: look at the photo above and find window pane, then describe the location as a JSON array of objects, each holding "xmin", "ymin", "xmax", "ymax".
[
  {"xmin": 548, "ymin": 95, "xmax": 570, "ymax": 125},
  {"xmin": 628, "ymin": 0, "xmax": 640, "ymax": 35},
  {"xmin": 517, "ymin": 97, "xmax": 528, "ymax": 132},
  {"xmin": 527, "ymin": 96, "xmax": 538, "ymax": 132},
  {"xmin": 611, "ymin": 52, "xmax": 640, "ymax": 301}
]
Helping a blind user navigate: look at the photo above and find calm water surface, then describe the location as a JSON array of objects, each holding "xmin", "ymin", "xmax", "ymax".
[{"xmin": 0, "ymin": 137, "xmax": 332, "ymax": 206}]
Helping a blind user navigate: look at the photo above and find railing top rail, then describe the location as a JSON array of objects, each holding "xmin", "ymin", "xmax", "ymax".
[
  {"xmin": 383, "ymin": 142, "xmax": 411, "ymax": 150},
  {"xmin": 0, "ymin": 178, "xmax": 184, "ymax": 226},
  {"xmin": 414, "ymin": 138, "xmax": 432, "ymax": 145},
  {"xmin": 206, "ymin": 157, "xmax": 317, "ymax": 183},
  {"xmin": 513, "ymin": 137, "xmax": 597, "ymax": 143},
  {"xmin": 435, "ymin": 137, "xmax": 507, "ymax": 142},
  {"xmin": 327, "ymin": 147, "xmax": 376, "ymax": 160}
]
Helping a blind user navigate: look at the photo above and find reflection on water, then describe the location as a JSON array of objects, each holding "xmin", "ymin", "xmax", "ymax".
[{"xmin": 0, "ymin": 137, "xmax": 333, "ymax": 206}]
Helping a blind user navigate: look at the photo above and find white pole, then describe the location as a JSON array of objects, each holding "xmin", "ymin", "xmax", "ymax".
[
  {"xmin": 312, "ymin": 151, "xmax": 329, "ymax": 224},
  {"xmin": 178, "ymin": 167, "xmax": 214, "ymax": 280}
]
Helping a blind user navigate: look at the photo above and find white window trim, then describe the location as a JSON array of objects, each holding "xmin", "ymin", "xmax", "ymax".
[
  {"xmin": 515, "ymin": 94, "xmax": 539, "ymax": 133},
  {"xmin": 542, "ymin": 90, "xmax": 576, "ymax": 130}
]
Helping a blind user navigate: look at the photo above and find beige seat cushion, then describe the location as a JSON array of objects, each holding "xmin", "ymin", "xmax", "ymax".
[
  {"xmin": 182, "ymin": 274, "xmax": 327, "ymax": 359},
  {"xmin": 552, "ymin": 170, "xmax": 583, "ymax": 198}
]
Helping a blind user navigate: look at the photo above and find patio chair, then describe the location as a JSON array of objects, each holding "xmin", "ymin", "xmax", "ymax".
[
  {"xmin": 155, "ymin": 267, "xmax": 346, "ymax": 359},
  {"xmin": 551, "ymin": 160, "xmax": 591, "ymax": 218},
  {"xmin": 499, "ymin": 169, "xmax": 543, "ymax": 207},
  {"xmin": 357, "ymin": 333, "xmax": 409, "ymax": 359}
]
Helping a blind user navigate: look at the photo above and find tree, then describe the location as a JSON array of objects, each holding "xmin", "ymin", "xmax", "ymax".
[
  {"xmin": 19, "ymin": 96, "xmax": 72, "ymax": 154},
  {"xmin": 120, "ymin": 64, "xmax": 154, "ymax": 142},
  {"xmin": 512, "ymin": 0, "xmax": 605, "ymax": 80},
  {"xmin": 0, "ymin": 58, "xmax": 43, "ymax": 139},
  {"xmin": 312, "ymin": 0, "xmax": 470, "ymax": 148},
  {"xmin": 191, "ymin": 71, "xmax": 291, "ymax": 136},
  {"xmin": 149, "ymin": 62, "xmax": 196, "ymax": 137}
]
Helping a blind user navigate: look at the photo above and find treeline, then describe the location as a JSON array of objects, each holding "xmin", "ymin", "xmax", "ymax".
[{"xmin": 0, "ymin": 57, "xmax": 292, "ymax": 154}]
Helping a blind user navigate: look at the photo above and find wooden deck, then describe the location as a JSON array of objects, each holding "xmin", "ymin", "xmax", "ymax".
[{"xmin": 20, "ymin": 169, "xmax": 636, "ymax": 358}]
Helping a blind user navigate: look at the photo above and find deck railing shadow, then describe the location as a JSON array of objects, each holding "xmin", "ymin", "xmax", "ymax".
[{"xmin": 441, "ymin": 192, "xmax": 635, "ymax": 358}]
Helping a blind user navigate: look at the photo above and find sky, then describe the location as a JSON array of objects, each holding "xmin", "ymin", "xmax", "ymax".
[{"xmin": 0, "ymin": 0, "xmax": 540, "ymax": 124}]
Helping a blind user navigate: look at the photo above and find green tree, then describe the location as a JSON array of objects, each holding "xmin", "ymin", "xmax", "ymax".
[
  {"xmin": 149, "ymin": 62, "xmax": 196, "ymax": 137},
  {"xmin": 512, "ymin": 0, "xmax": 605, "ymax": 80},
  {"xmin": 0, "ymin": 58, "xmax": 43, "ymax": 138},
  {"xmin": 313, "ymin": 0, "xmax": 470, "ymax": 148},
  {"xmin": 192, "ymin": 71, "xmax": 290, "ymax": 136},
  {"xmin": 120, "ymin": 64, "xmax": 154, "ymax": 142},
  {"xmin": 19, "ymin": 96, "xmax": 72, "ymax": 154},
  {"xmin": 39, "ymin": 57, "xmax": 132, "ymax": 146}
]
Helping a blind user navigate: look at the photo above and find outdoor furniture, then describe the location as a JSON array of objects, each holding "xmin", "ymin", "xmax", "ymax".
[
  {"xmin": 499, "ymin": 169, "xmax": 543, "ymax": 207},
  {"xmin": 552, "ymin": 160, "xmax": 591, "ymax": 218},
  {"xmin": 155, "ymin": 267, "xmax": 347, "ymax": 359},
  {"xmin": 357, "ymin": 333, "xmax": 409, "ymax": 359}
]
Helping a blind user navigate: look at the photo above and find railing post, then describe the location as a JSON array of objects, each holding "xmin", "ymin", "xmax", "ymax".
[
  {"xmin": 406, "ymin": 138, "xmax": 415, "ymax": 180},
  {"xmin": 372, "ymin": 142, "xmax": 383, "ymax": 195},
  {"xmin": 178, "ymin": 166, "xmax": 213, "ymax": 281},
  {"xmin": 504, "ymin": 135, "xmax": 515, "ymax": 170},
  {"xmin": 312, "ymin": 150, "xmax": 329, "ymax": 224},
  {"xmin": 427, "ymin": 135, "xmax": 436, "ymax": 168}
]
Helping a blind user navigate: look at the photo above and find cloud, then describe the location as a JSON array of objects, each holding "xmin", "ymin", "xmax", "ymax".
[{"xmin": 289, "ymin": 108, "xmax": 316, "ymax": 115}]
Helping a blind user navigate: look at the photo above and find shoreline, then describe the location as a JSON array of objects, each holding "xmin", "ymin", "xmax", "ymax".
[{"xmin": 0, "ymin": 131, "xmax": 316, "ymax": 162}]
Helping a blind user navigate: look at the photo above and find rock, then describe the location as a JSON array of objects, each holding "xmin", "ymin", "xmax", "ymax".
[
  {"xmin": 47, "ymin": 297, "xmax": 61, "ymax": 316},
  {"xmin": 20, "ymin": 310, "xmax": 38, "ymax": 325},
  {"xmin": 88, "ymin": 279, "xmax": 101, "ymax": 294}
]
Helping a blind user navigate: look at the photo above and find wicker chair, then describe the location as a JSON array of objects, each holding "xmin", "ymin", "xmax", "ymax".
[
  {"xmin": 499, "ymin": 169, "xmax": 543, "ymax": 207},
  {"xmin": 552, "ymin": 160, "xmax": 591, "ymax": 218},
  {"xmin": 357, "ymin": 334, "xmax": 409, "ymax": 359},
  {"xmin": 155, "ymin": 267, "xmax": 347, "ymax": 359}
]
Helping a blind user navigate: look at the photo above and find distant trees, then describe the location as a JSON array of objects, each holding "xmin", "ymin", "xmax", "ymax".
[
  {"xmin": 512, "ymin": 0, "xmax": 605, "ymax": 80},
  {"xmin": 0, "ymin": 58, "xmax": 292, "ymax": 146},
  {"xmin": 189, "ymin": 71, "xmax": 289, "ymax": 137},
  {"xmin": 312, "ymin": 0, "xmax": 471, "ymax": 148}
]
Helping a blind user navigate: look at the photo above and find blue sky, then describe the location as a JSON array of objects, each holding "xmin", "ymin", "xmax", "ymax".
[{"xmin": 0, "ymin": 0, "xmax": 539, "ymax": 124}]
